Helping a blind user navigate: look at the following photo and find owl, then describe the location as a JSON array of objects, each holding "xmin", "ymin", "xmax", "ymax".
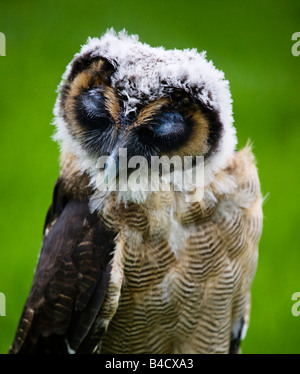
[{"xmin": 9, "ymin": 30, "xmax": 263, "ymax": 354}]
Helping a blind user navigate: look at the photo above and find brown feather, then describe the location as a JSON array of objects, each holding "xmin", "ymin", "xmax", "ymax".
[
  {"xmin": 98, "ymin": 146, "xmax": 262, "ymax": 354},
  {"xmin": 9, "ymin": 180, "xmax": 116, "ymax": 354}
]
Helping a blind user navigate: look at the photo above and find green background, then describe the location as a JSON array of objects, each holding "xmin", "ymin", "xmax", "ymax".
[{"xmin": 0, "ymin": 0, "xmax": 299, "ymax": 354}]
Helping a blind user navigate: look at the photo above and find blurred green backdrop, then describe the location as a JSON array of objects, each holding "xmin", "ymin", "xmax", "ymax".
[{"xmin": 0, "ymin": 0, "xmax": 300, "ymax": 354}]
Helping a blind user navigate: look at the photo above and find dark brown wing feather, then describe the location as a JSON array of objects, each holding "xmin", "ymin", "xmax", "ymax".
[
  {"xmin": 229, "ymin": 318, "xmax": 244, "ymax": 354},
  {"xmin": 9, "ymin": 179, "xmax": 116, "ymax": 354}
]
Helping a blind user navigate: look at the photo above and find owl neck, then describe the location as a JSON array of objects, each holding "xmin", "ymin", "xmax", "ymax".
[{"xmin": 58, "ymin": 149, "xmax": 234, "ymax": 229}]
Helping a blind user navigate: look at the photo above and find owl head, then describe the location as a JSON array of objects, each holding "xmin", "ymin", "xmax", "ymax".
[{"xmin": 53, "ymin": 29, "xmax": 236, "ymax": 206}]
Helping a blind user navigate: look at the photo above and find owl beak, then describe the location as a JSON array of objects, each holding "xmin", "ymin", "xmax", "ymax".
[
  {"xmin": 96, "ymin": 130, "xmax": 144, "ymax": 191},
  {"xmin": 98, "ymin": 145, "xmax": 128, "ymax": 188},
  {"xmin": 103, "ymin": 154, "xmax": 119, "ymax": 183}
]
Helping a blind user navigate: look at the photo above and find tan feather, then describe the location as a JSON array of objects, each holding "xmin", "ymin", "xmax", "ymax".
[{"xmin": 97, "ymin": 145, "xmax": 263, "ymax": 353}]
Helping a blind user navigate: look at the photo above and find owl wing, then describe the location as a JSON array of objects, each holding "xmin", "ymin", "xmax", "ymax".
[
  {"xmin": 224, "ymin": 146, "xmax": 262, "ymax": 353},
  {"xmin": 9, "ymin": 178, "xmax": 116, "ymax": 354}
]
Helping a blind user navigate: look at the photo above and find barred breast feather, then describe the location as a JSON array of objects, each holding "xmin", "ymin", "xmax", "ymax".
[{"xmin": 96, "ymin": 145, "xmax": 263, "ymax": 354}]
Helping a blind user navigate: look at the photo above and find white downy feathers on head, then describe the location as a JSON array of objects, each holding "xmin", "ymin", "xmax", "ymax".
[{"xmin": 53, "ymin": 29, "xmax": 237, "ymax": 206}]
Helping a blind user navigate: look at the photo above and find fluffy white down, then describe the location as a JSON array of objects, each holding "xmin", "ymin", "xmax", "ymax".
[{"xmin": 53, "ymin": 29, "xmax": 237, "ymax": 206}]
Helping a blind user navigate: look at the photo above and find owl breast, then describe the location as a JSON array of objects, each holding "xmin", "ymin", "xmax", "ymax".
[{"xmin": 99, "ymin": 147, "xmax": 262, "ymax": 354}]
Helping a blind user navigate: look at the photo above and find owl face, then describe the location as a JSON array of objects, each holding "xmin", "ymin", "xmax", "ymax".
[{"xmin": 54, "ymin": 30, "xmax": 237, "ymax": 202}]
